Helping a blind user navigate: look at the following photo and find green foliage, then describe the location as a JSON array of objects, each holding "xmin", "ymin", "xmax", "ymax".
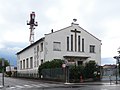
[
  {"xmin": 6, "ymin": 71, "xmax": 12, "ymax": 77},
  {"xmin": 69, "ymin": 60, "xmax": 99, "ymax": 82},
  {"xmin": 0, "ymin": 58, "xmax": 10, "ymax": 72},
  {"xmin": 38, "ymin": 59, "xmax": 64, "ymax": 77},
  {"xmin": 84, "ymin": 60, "xmax": 97, "ymax": 78},
  {"xmin": 38, "ymin": 60, "xmax": 100, "ymax": 81},
  {"xmin": 69, "ymin": 65, "xmax": 84, "ymax": 82}
]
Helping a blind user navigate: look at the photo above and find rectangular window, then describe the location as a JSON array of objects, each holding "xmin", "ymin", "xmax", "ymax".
[
  {"xmin": 37, "ymin": 60, "xmax": 39, "ymax": 67},
  {"xmin": 34, "ymin": 47, "xmax": 36, "ymax": 53},
  {"xmin": 20, "ymin": 61, "xmax": 22, "ymax": 70},
  {"xmin": 26, "ymin": 58, "xmax": 29, "ymax": 69},
  {"xmin": 82, "ymin": 38, "xmax": 84, "ymax": 52},
  {"xmin": 41, "ymin": 59, "xmax": 43, "ymax": 64},
  {"xmin": 30, "ymin": 57, "xmax": 33, "ymax": 68},
  {"xmin": 71, "ymin": 35, "xmax": 73, "ymax": 51},
  {"xmin": 78, "ymin": 35, "xmax": 80, "ymax": 52},
  {"xmin": 37, "ymin": 45, "xmax": 39, "ymax": 52},
  {"xmin": 53, "ymin": 42, "xmax": 61, "ymax": 51},
  {"xmin": 41, "ymin": 43, "xmax": 43, "ymax": 52},
  {"xmin": 90, "ymin": 45, "xmax": 95, "ymax": 53},
  {"xmin": 67, "ymin": 37, "xmax": 69, "ymax": 51},
  {"xmin": 23, "ymin": 60, "xmax": 25, "ymax": 69}
]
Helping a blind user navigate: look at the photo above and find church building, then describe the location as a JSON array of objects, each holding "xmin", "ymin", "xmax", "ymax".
[{"xmin": 16, "ymin": 20, "xmax": 101, "ymax": 77}]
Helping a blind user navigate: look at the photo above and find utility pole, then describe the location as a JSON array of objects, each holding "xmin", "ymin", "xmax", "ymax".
[
  {"xmin": 27, "ymin": 12, "xmax": 38, "ymax": 44},
  {"xmin": 113, "ymin": 56, "xmax": 120, "ymax": 84},
  {"xmin": 2, "ymin": 60, "xmax": 4, "ymax": 87}
]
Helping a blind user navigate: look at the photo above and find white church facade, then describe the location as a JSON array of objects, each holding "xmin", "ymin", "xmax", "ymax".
[{"xmin": 17, "ymin": 22, "xmax": 101, "ymax": 76}]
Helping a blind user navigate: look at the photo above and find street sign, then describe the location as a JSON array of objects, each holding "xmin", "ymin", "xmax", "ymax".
[{"xmin": 62, "ymin": 64, "xmax": 66, "ymax": 68}]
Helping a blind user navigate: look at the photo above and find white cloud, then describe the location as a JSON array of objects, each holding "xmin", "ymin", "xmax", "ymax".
[{"xmin": 2, "ymin": 29, "xmax": 29, "ymax": 43}]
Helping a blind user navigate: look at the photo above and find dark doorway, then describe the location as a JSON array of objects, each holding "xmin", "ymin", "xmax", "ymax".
[{"xmin": 78, "ymin": 61, "xmax": 83, "ymax": 65}]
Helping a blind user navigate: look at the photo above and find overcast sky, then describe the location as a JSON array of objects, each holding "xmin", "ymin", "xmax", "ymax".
[{"xmin": 0, "ymin": 0, "xmax": 120, "ymax": 65}]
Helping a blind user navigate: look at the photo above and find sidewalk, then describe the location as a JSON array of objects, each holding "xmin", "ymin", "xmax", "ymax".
[
  {"xmin": 64, "ymin": 80, "xmax": 120, "ymax": 86},
  {"xmin": 36, "ymin": 78, "xmax": 120, "ymax": 86}
]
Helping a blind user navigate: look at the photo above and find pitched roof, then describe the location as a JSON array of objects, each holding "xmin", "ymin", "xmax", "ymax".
[
  {"xmin": 17, "ymin": 23, "xmax": 101, "ymax": 55},
  {"xmin": 45, "ymin": 24, "xmax": 101, "ymax": 41},
  {"xmin": 16, "ymin": 37, "xmax": 44, "ymax": 55}
]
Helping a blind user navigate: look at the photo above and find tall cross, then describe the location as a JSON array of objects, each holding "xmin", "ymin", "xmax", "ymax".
[{"xmin": 71, "ymin": 29, "xmax": 81, "ymax": 51}]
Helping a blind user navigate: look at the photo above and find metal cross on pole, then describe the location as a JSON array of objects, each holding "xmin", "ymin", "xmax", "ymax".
[{"xmin": 71, "ymin": 29, "xmax": 81, "ymax": 51}]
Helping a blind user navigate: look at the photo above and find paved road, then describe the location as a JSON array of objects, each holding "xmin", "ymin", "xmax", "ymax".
[
  {"xmin": 4, "ymin": 84, "xmax": 120, "ymax": 90},
  {"xmin": 0, "ymin": 73, "xmax": 64, "ymax": 90},
  {"xmin": 0, "ymin": 73, "xmax": 120, "ymax": 90}
]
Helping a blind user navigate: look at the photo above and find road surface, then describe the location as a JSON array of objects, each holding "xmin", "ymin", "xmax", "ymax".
[{"xmin": 0, "ymin": 73, "xmax": 120, "ymax": 90}]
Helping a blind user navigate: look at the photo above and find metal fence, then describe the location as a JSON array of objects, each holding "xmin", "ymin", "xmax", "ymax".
[{"xmin": 41, "ymin": 68, "xmax": 65, "ymax": 81}]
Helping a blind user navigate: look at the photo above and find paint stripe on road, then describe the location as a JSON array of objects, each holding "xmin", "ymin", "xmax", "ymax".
[
  {"xmin": 38, "ymin": 84, "xmax": 49, "ymax": 87},
  {"xmin": 16, "ymin": 85, "xmax": 24, "ymax": 88},
  {"xmin": 24, "ymin": 84, "xmax": 33, "ymax": 88},
  {"xmin": 31, "ymin": 84, "xmax": 43, "ymax": 87},
  {"xmin": 9, "ymin": 87, "xmax": 16, "ymax": 89}
]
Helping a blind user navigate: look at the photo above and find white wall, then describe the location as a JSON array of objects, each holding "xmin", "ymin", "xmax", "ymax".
[
  {"xmin": 45, "ymin": 24, "xmax": 101, "ymax": 65},
  {"xmin": 17, "ymin": 41, "xmax": 45, "ymax": 74},
  {"xmin": 17, "ymin": 23, "xmax": 101, "ymax": 75}
]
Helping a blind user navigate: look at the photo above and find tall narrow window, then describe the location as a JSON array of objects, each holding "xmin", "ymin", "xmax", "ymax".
[
  {"xmin": 67, "ymin": 37, "xmax": 69, "ymax": 51},
  {"xmin": 30, "ymin": 57, "xmax": 33, "ymax": 68},
  {"xmin": 41, "ymin": 59, "xmax": 43, "ymax": 64},
  {"xmin": 41, "ymin": 43, "xmax": 43, "ymax": 52},
  {"xmin": 26, "ymin": 58, "xmax": 29, "ymax": 69},
  {"xmin": 82, "ymin": 38, "xmax": 84, "ymax": 52},
  {"xmin": 37, "ymin": 45, "xmax": 39, "ymax": 52},
  {"xmin": 37, "ymin": 45, "xmax": 39, "ymax": 59},
  {"xmin": 78, "ymin": 36, "xmax": 81, "ymax": 52},
  {"xmin": 71, "ymin": 35, "xmax": 73, "ymax": 51},
  {"xmin": 23, "ymin": 60, "xmax": 25, "ymax": 69},
  {"xmin": 37, "ymin": 60, "xmax": 39, "ymax": 67},
  {"xmin": 34, "ymin": 47, "xmax": 36, "ymax": 54},
  {"xmin": 20, "ymin": 61, "xmax": 22, "ymax": 70}
]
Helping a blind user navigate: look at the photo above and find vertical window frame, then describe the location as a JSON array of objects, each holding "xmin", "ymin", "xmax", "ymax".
[
  {"xmin": 82, "ymin": 38, "xmax": 84, "ymax": 52},
  {"xmin": 71, "ymin": 35, "xmax": 73, "ymax": 51},
  {"xmin": 67, "ymin": 36, "xmax": 69, "ymax": 51},
  {"xmin": 78, "ymin": 35, "xmax": 81, "ymax": 52}
]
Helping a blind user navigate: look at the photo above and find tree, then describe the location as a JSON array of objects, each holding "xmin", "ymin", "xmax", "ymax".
[
  {"xmin": 84, "ymin": 60, "xmax": 97, "ymax": 79},
  {"xmin": 0, "ymin": 58, "xmax": 10, "ymax": 73},
  {"xmin": 38, "ymin": 59, "xmax": 64, "ymax": 77},
  {"xmin": 69, "ymin": 65, "xmax": 84, "ymax": 82}
]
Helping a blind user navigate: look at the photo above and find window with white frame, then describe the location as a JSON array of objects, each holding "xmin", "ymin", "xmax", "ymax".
[
  {"xmin": 90, "ymin": 45, "xmax": 95, "ymax": 53},
  {"xmin": 26, "ymin": 58, "xmax": 29, "ymax": 69},
  {"xmin": 20, "ymin": 61, "xmax": 22, "ymax": 70},
  {"xmin": 53, "ymin": 42, "xmax": 61, "ymax": 51},
  {"xmin": 23, "ymin": 60, "xmax": 25, "ymax": 69},
  {"xmin": 30, "ymin": 57, "xmax": 33, "ymax": 68},
  {"xmin": 40, "ymin": 43, "xmax": 43, "ymax": 52}
]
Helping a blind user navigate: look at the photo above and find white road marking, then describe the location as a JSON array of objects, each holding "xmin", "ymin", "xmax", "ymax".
[
  {"xmin": 24, "ymin": 84, "xmax": 33, "ymax": 88},
  {"xmin": 15, "ymin": 85, "xmax": 24, "ymax": 88},
  {"xmin": 10, "ymin": 87, "xmax": 16, "ymax": 89},
  {"xmin": 38, "ymin": 84, "xmax": 49, "ymax": 87},
  {"xmin": 31, "ymin": 84, "xmax": 42, "ymax": 87}
]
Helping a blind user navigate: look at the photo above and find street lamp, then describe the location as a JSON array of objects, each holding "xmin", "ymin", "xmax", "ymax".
[{"xmin": 113, "ymin": 56, "xmax": 120, "ymax": 84}]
